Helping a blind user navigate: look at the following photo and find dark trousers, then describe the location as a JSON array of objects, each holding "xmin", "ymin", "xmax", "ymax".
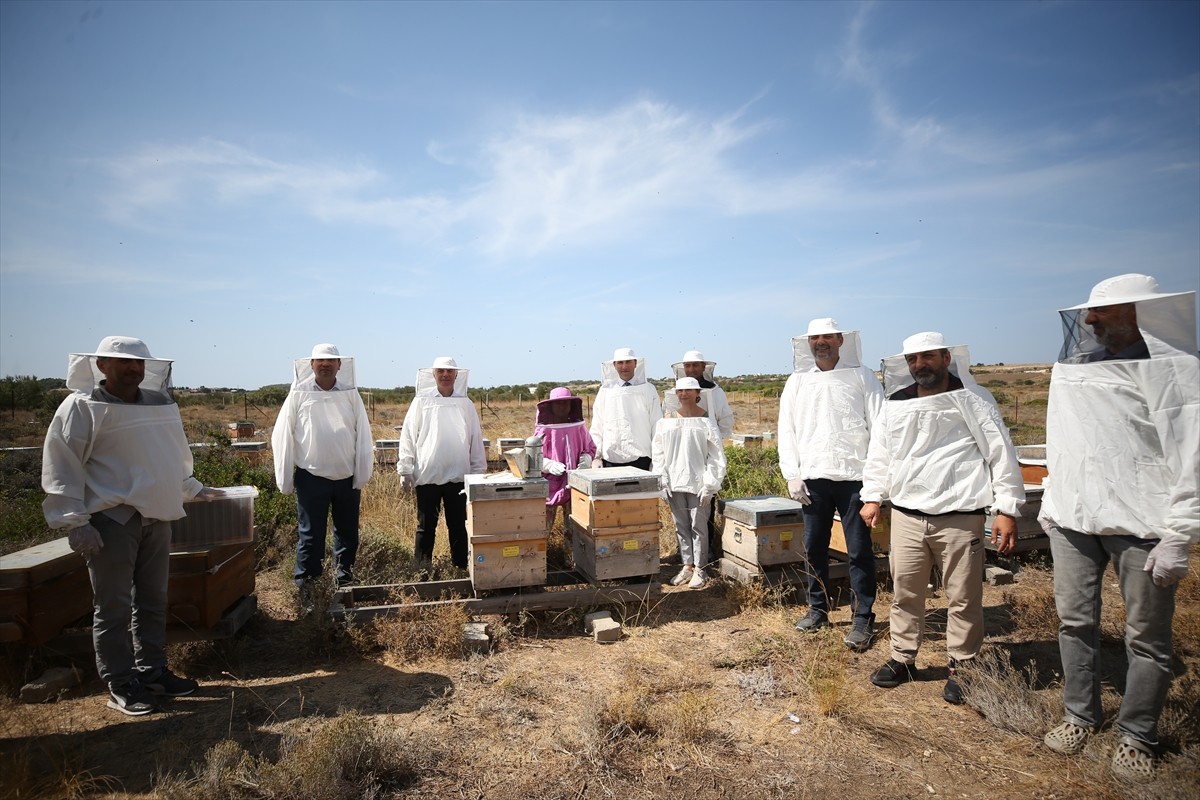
[
  {"xmin": 294, "ymin": 468, "xmax": 360, "ymax": 586},
  {"xmin": 802, "ymin": 478, "xmax": 877, "ymax": 623},
  {"xmin": 415, "ymin": 481, "xmax": 468, "ymax": 568},
  {"xmin": 603, "ymin": 456, "xmax": 652, "ymax": 470}
]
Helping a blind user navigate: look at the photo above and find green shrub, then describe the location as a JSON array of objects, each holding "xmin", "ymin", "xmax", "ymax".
[{"xmin": 722, "ymin": 445, "xmax": 786, "ymax": 499}]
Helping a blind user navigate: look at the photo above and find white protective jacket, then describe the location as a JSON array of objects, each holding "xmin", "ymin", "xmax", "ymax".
[
  {"xmin": 590, "ymin": 355, "xmax": 663, "ymax": 463},
  {"xmin": 670, "ymin": 357, "xmax": 734, "ymax": 440},
  {"xmin": 42, "ymin": 353, "xmax": 202, "ymax": 528},
  {"xmin": 861, "ymin": 344, "xmax": 1024, "ymax": 517},
  {"xmin": 652, "ymin": 415, "xmax": 727, "ymax": 496},
  {"xmin": 397, "ymin": 366, "xmax": 486, "ymax": 486},
  {"xmin": 1040, "ymin": 281, "xmax": 1199, "ymax": 542},
  {"xmin": 778, "ymin": 330, "xmax": 884, "ymax": 483},
  {"xmin": 271, "ymin": 356, "xmax": 374, "ymax": 495}
]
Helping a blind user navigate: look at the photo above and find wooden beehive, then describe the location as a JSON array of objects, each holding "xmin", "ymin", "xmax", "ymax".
[
  {"xmin": 720, "ymin": 496, "xmax": 805, "ymax": 568},
  {"xmin": 829, "ymin": 505, "xmax": 892, "ymax": 555},
  {"xmin": 168, "ymin": 543, "xmax": 256, "ymax": 628},
  {"xmin": 465, "ymin": 474, "xmax": 549, "ymax": 590},
  {"xmin": 569, "ymin": 489, "xmax": 659, "ymax": 530},
  {"xmin": 0, "ymin": 538, "xmax": 91, "ymax": 645},
  {"xmin": 568, "ymin": 519, "xmax": 660, "ymax": 581}
]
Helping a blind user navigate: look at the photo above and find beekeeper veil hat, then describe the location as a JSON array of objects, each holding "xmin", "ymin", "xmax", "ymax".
[
  {"xmin": 415, "ymin": 356, "xmax": 470, "ymax": 396},
  {"xmin": 1057, "ymin": 273, "xmax": 1197, "ymax": 362},
  {"xmin": 791, "ymin": 318, "xmax": 864, "ymax": 372},
  {"xmin": 66, "ymin": 335, "xmax": 174, "ymax": 396},
  {"xmin": 291, "ymin": 343, "xmax": 358, "ymax": 388}
]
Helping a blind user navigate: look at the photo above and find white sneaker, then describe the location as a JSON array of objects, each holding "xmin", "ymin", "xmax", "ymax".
[
  {"xmin": 688, "ymin": 568, "xmax": 706, "ymax": 589},
  {"xmin": 670, "ymin": 566, "xmax": 694, "ymax": 586}
]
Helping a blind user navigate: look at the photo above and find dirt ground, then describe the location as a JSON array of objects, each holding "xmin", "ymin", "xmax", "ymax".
[{"xmin": 2, "ymin": 370, "xmax": 1197, "ymax": 799}]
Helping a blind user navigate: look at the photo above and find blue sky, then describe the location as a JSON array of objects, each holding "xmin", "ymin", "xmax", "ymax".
[{"xmin": 2, "ymin": 0, "xmax": 1197, "ymax": 389}]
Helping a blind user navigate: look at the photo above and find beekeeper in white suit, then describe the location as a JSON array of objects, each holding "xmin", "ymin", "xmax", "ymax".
[
  {"xmin": 777, "ymin": 318, "xmax": 884, "ymax": 651},
  {"xmin": 272, "ymin": 344, "xmax": 373, "ymax": 593},
  {"xmin": 860, "ymin": 332, "xmax": 1023, "ymax": 705},
  {"xmin": 42, "ymin": 336, "xmax": 215, "ymax": 715},
  {"xmin": 397, "ymin": 357, "xmax": 486, "ymax": 569},
  {"xmin": 589, "ymin": 347, "xmax": 662, "ymax": 470},
  {"xmin": 1039, "ymin": 274, "xmax": 1198, "ymax": 780},
  {"xmin": 671, "ymin": 349, "xmax": 734, "ymax": 559},
  {"xmin": 654, "ymin": 377, "xmax": 727, "ymax": 589}
]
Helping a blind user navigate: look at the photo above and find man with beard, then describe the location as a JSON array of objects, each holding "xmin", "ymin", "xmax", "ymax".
[
  {"xmin": 859, "ymin": 332, "xmax": 1023, "ymax": 704},
  {"xmin": 1038, "ymin": 275, "xmax": 1197, "ymax": 780}
]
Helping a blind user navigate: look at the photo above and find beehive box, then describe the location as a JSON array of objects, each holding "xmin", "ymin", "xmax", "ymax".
[
  {"xmin": 0, "ymin": 538, "xmax": 91, "ymax": 645},
  {"xmin": 226, "ymin": 421, "xmax": 256, "ymax": 438},
  {"xmin": 986, "ymin": 484, "xmax": 1045, "ymax": 539},
  {"xmin": 1016, "ymin": 445, "xmax": 1048, "ymax": 485},
  {"xmin": 495, "ymin": 438, "xmax": 525, "ymax": 458},
  {"xmin": 720, "ymin": 496, "xmax": 805, "ymax": 567},
  {"xmin": 469, "ymin": 530, "xmax": 547, "ymax": 590},
  {"xmin": 169, "ymin": 543, "xmax": 256, "ymax": 628},
  {"xmin": 829, "ymin": 504, "xmax": 892, "ymax": 555},
  {"xmin": 374, "ymin": 439, "xmax": 400, "ymax": 466},
  {"xmin": 568, "ymin": 519, "xmax": 660, "ymax": 581},
  {"xmin": 568, "ymin": 466, "xmax": 660, "ymax": 532},
  {"xmin": 731, "ymin": 433, "xmax": 763, "ymax": 449},
  {"xmin": 568, "ymin": 466, "xmax": 660, "ymax": 496},
  {"xmin": 171, "ymin": 487, "xmax": 258, "ymax": 550}
]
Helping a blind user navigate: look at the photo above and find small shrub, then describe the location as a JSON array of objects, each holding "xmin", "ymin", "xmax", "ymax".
[
  {"xmin": 722, "ymin": 445, "xmax": 786, "ymax": 499},
  {"xmin": 961, "ymin": 648, "xmax": 1059, "ymax": 737}
]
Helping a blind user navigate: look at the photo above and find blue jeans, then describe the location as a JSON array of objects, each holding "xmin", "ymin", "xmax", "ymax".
[
  {"xmin": 802, "ymin": 479, "xmax": 877, "ymax": 623},
  {"xmin": 294, "ymin": 468, "xmax": 360, "ymax": 586},
  {"xmin": 88, "ymin": 512, "xmax": 171, "ymax": 690},
  {"xmin": 1047, "ymin": 525, "xmax": 1176, "ymax": 749}
]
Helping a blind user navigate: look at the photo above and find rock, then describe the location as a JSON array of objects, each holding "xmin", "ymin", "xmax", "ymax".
[
  {"xmin": 583, "ymin": 610, "xmax": 612, "ymax": 634},
  {"xmin": 20, "ymin": 666, "xmax": 82, "ymax": 703},
  {"xmin": 592, "ymin": 618, "xmax": 622, "ymax": 643},
  {"xmin": 985, "ymin": 566, "xmax": 1014, "ymax": 586},
  {"xmin": 463, "ymin": 622, "xmax": 491, "ymax": 654}
]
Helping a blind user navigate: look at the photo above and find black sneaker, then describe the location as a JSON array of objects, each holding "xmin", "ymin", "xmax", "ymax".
[
  {"xmin": 870, "ymin": 659, "xmax": 915, "ymax": 688},
  {"xmin": 107, "ymin": 682, "xmax": 162, "ymax": 716},
  {"xmin": 794, "ymin": 610, "xmax": 831, "ymax": 633},
  {"xmin": 145, "ymin": 669, "xmax": 198, "ymax": 697},
  {"xmin": 943, "ymin": 659, "xmax": 967, "ymax": 705},
  {"xmin": 843, "ymin": 619, "xmax": 874, "ymax": 652}
]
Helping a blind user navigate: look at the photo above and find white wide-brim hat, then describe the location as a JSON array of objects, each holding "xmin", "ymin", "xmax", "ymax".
[
  {"xmin": 611, "ymin": 347, "xmax": 639, "ymax": 361},
  {"xmin": 805, "ymin": 318, "xmax": 845, "ymax": 336},
  {"xmin": 1064, "ymin": 273, "xmax": 1192, "ymax": 311},
  {"xmin": 898, "ymin": 331, "xmax": 963, "ymax": 356},
  {"xmin": 674, "ymin": 377, "xmax": 701, "ymax": 391},
  {"xmin": 310, "ymin": 343, "xmax": 343, "ymax": 359},
  {"xmin": 673, "ymin": 349, "xmax": 715, "ymax": 368},
  {"xmin": 430, "ymin": 356, "xmax": 461, "ymax": 370},
  {"xmin": 76, "ymin": 335, "xmax": 168, "ymax": 361}
]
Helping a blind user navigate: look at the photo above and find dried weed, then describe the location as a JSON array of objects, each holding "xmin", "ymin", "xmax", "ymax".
[{"xmin": 960, "ymin": 648, "xmax": 1059, "ymax": 737}]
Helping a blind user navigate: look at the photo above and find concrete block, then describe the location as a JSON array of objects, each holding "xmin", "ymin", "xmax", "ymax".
[
  {"xmin": 584, "ymin": 610, "xmax": 613, "ymax": 634},
  {"xmin": 985, "ymin": 566, "xmax": 1014, "ymax": 586},
  {"xmin": 463, "ymin": 622, "xmax": 491, "ymax": 655},
  {"xmin": 20, "ymin": 666, "xmax": 82, "ymax": 703},
  {"xmin": 592, "ymin": 618, "xmax": 622, "ymax": 643}
]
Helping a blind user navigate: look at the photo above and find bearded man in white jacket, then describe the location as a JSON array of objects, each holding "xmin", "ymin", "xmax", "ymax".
[
  {"xmin": 272, "ymin": 344, "xmax": 374, "ymax": 592},
  {"xmin": 778, "ymin": 319, "xmax": 883, "ymax": 651},
  {"xmin": 860, "ymin": 332, "xmax": 1022, "ymax": 705},
  {"xmin": 1038, "ymin": 275, "xmax": 1198, "ymax": 780},
  {"xmin": 42, "ymin": 336, "xmax": 216, "ymax": 716}
]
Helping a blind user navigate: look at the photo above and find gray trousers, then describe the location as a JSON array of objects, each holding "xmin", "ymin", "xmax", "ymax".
[
  {"xmin": 1047, "ymin": 525, "xmax": 1176, "ymax": 748},
  {"xmin": 668, "ymin": 491, "xmax": 711, "ymax": 568},
  {"xmin": 88, "ymin": 512, "xmax": 172, "ymax": 690}
]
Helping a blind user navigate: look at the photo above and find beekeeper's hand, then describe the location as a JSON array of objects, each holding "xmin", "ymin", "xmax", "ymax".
[
  {"xmin": 67, "ymin": 524, "xmax": 104, "ymax": 557},
  {"xmin": 592, "ymin": 458, "xmax": 604, "ymax": 469},
  {"xmin": 398, "ymin": 474, "xmax": 414, "ymax": 493},
  {"xmin": 659, "ymin": 474, "xmax": 672, "ymax": 500},
  {"xmin": 1145, "ymin": 534, "xmax": 1191, "ymax": 587},
  {"xmin": 787, "ymin": 479, "xmax": 810, "ymax": 505},
  {"xmin": 543, "ymin": 459, "xmax": 566, "ymax": 476},
  {"xmin": 577, "ymin": 453, "xmax": 593, "ymax": 469},
  {"xmin": 698, "ymin": 486, "xmax": 716, "ymax": 505}
]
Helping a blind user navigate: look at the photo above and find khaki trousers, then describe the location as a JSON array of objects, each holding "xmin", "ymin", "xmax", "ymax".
[{"xmin": 888, "ymin": 509, "xmax": 985, "ymax": 665}]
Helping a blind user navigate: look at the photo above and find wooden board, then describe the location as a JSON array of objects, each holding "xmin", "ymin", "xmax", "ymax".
[
  {"xmin": 469, "ymin": 536, "xmax": 547, "ymax": 591},
  {"xmin": 168, "ymin": 546, "xmax": 256, "ymax": 628},
  {"xmin": 0, "ymin": 565, "xmax": 93, "ymax": 645},
  {"xmin": 0, "ymin": 537, "xmax": 84, "ymax": 591},
  {"xmin": 568, "ymin": 519, "xmax": 660, "ymax": 581},
  {"xmin": 722, "ymin": 519, "xmax": 805, "ymax": 567},
  {"xmin": 569, "ymin": 489, "xmax": 659, "ymax": 530},
  {"xmin": 466, "ymin": 497, "xmax": 547, "ymax": 536}
]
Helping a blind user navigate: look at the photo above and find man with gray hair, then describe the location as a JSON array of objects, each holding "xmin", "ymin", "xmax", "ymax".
[
  {"xmin": 42, "ymin": 336, "xmax": 216, "ymax": 715},
  {"xmin": 860, "ymin": 332, "xmax": 1022, "ymax": 704},
  {"xmin": 1039, "ymin": 274, "xmax": 1198, "ymax": 780},
  {"xmin": 272, "ymin": 343, "xmax": 374, "ymax": 593},
  {"xmin": 778, "ymin": 318, "xmax": 883, "ymax": 650}
]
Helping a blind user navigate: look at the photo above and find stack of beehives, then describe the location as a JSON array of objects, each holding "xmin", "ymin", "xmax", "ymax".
[
  {"xmin": 567, "ymin": 466, "xmax": 662, "ymax": 582},
  {"xmin": 465, "ymin": 473, "xmax": 549, "ymax": 591}
]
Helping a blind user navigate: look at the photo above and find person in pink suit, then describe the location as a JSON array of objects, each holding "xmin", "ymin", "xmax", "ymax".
[{"xmin": 534, "ymin": 387, "xmax": 597, "ymax": 530}]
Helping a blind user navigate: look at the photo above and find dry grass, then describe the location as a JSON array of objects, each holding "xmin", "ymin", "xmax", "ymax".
[{"xmin": 960, "ymin": 648, "xmax": 1060, "ymax": 737}]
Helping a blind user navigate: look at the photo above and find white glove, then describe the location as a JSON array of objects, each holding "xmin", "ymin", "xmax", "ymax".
[
  {"xmin": 699, "ymin": 487, "xmax": 715, "ymax": 505},
  {"xmin": 592, "ymin": 458, "xmax": 604, "ymax": 469},
  {"xmin": 1144, "ymin": 534, "xmax": 1191, "ymax": 587},
  {"xmin": 577, "ymin": 453, "xmax": 593, "ymax": 469},
  {"xmin": 543, "ymin": 459, "xmax": 566, "ymax": 476},
  {"xmin": 67, "ymin": 524, "xmax": 104, "ymax": 557},
  {"xmin": 398, "ymin": 474, "xmax": 414, "ymax": 493},
  {"xmin": 787, "ymin": 479, "xmax": 811, "ymax": 505},
  {"xmin": 659, "ymin": 474, "xmax": 672, "ymax": 499}
]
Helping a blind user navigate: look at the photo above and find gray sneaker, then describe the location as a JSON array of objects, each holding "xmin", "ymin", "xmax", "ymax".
[
  {"xmin": 843, "ymin": 620, "xmax": 874, "ymax": 652},
  {"xmin": 794, "ymin": 610, "xmax": 831, "ymax": 633}
]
